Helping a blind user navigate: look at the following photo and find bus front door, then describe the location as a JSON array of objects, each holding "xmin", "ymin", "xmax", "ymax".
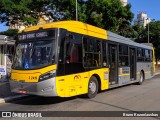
[
  {"xmin": 130, "ymin": 48, "xmax": 136, "ymax": 80},
  {"xmin": 109, "ymin": 44, "xmax": 118, "ymax": 84}
]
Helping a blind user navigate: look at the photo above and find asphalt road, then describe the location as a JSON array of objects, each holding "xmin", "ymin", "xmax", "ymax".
[{"xmin": 0, "ymin": 74, "xmax": 160, "ymax": 120}]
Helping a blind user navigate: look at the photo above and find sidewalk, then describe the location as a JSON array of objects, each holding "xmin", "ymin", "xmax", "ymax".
[
  {"xmin": 0, "ymin": 78, "xmax": 26, "ymax": 104},
  {"xmin": 155, "ymin": 65, "xmax": 160, "ymax": 75}
]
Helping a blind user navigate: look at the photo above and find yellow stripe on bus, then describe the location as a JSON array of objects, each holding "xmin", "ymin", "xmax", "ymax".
[
  {"xmin": 136, "ymin": 71, "xmax": 151, "ymax": 75},
  {"xmin": 119, "ymin": 74, "xmax": 130, "ymax": 76}
]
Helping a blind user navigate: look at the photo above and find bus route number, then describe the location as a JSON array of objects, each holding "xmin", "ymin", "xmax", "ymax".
[{"xmin": 29, "ymin": 76, "xmax": 37, "ymax": 80}]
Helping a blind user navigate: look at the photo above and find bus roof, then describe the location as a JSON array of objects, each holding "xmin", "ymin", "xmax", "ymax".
[
  {"xmin": 107, "ymin": 31, "xmax": 152, "ymax": 49},
  {"xmin": 23, "ymin": 20, "xmax": 107, "ymax": 40},
  {"xmin": 23, "ymin": 20, "xmax": 152, "ymax": 49}
]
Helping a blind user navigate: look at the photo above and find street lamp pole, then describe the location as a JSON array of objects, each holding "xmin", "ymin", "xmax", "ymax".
[
  {"xmin": 146, "ymin": 18, "xmax": 150, "ymax": 43},
  {"xmin": 76, "ymin": 0, "xmax": 78, "ymax": 21},
  {"xmin": 148, "ymin": 20, "xmax": 149, "ymax": 43},
  {"xmin": 4, "ymin": 36, "xmax": 8, "ymax": 81}
]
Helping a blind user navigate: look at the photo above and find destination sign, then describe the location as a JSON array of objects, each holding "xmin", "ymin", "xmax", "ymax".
[{"xmin": 18, "ymin": 30, "xmax": 55, "ymax": 40}]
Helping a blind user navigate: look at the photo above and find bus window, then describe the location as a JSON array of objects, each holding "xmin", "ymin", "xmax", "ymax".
[
  {"xmin": 137, "ymin": 48, "xmax": 145, "ymax": 61},
  {"xmin": 150, "ymin": 50, "xmax": 152, "ymax": 62},
  {"xmin": 145, "ymin": 49, "xmax": 150, "ymax": 62},
  {"xmin": 96, "ymin": 40, "xmax": 101, "ymax": 52},
  {"xmin": 64, "ymin": 33, "xmax": 83, "ymax": 74},
  {"xmin": 13, "ymin": 40, "xmax": 53, "ymax": 70},
  {"xmin": 83, "ymin": 38, "xmax": 102, "ymax": 68},
  {"xmin": 119, "ymin": 45, "xmax": 129, "ymax": 66},
  {"xmin": 89, "ymin": 40, "xmax": 94, "ymax": 52},
  {"xmin": 66, "ymin": 43, "xmax": 79, "ymax": 63},
  {"xmin": 102, "ymin": 41, "xmax": 107, "ymax": 67}
]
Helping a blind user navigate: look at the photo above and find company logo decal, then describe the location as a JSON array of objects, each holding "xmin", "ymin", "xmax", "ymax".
[{"xmin": 74, "ymin": 75, "xmax": 81, "ymax": 80}]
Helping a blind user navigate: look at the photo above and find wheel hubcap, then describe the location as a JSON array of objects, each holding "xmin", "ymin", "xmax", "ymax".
[{"xmin": 89, "ymin": 81, "xmax": 96, "ymax": 94}]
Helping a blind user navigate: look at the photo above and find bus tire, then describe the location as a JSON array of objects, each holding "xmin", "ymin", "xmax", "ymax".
[
  {"xmin": 87, "ymin": 76, "xmax": 98, "ymax": 98},
  {"xmin": 138, "ymin": 71, "xmax": 144, "ymax": 85}
]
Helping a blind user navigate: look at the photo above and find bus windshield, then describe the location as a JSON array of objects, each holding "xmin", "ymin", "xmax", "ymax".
[{"xmin": 12, "ymin": 40, "xmax": 55, "ymax": 70}]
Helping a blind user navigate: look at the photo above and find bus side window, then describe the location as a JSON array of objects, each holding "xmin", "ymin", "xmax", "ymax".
[
  {"xmin": 145, "ymin": 49, "xmax": 150, "ymax": 62},
  {"xmin": 66, "ymin": 43, "xmax": 79, "ymax": 63},
  {"xmin": 83, "ymin": 38, "xmax": 88, "ymax": 66},
  {"xmin": 119, "ymin": 45, "xmax": 129, "ymax": 67},
  {"xmin": 102, "ymin": 41, "xmax": 107, "ymax": 67},
  {"xmin": 150, "ymin": 50, "xmax": 153, "ymax": 62},
  {"xmin": 83, "ymin": 38, "xmax": 102, "ymax": 68},
  {"xmin": 137, "ymin": 48, "xmax": 143, "ymax": 61},
  {"xmin": 64, "ymin": 33, "xmax": 84, "ymax": 74}
]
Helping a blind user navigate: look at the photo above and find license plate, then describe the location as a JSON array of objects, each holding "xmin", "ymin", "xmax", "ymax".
[{"xmin": 19, "ymin": 89, "xmax": 27, "ymax": 94}]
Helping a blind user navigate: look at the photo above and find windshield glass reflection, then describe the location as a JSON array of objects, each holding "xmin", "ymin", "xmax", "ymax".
[{"xmin": 13, "ymin": 40, "xmax": 54, "ymax": 70}]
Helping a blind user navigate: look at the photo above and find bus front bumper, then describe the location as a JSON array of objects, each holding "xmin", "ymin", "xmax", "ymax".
[{"xmin": 9, "ymin": 77, "xmax": 58, "ymax": 97}]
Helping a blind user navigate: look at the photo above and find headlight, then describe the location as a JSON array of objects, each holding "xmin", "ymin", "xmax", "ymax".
[{"xmin": 39, "ymin": 70, "xmax": 56, "ymax": 82}]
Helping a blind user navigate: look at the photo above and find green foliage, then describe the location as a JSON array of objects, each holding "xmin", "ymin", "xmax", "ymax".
[
  {"xmin": 137, "ymin": 21, "xmax": 160, "ymax": 46},
  {"xmin": 146, "ymin": 21, "xmax": 160, "ymax": 61},
  {"xmin": 47, "ymin": 0, "xmax": 87, "ymax": 22},
  {"xmin": 50, "ymin": 0, "xmax": 134, "ymax": 37},
  {"xmin": 0, "ymin": 0, "xmax": 51, "ymax": 26},
  {"xmin": 0, "ymin": 29, "xmax": 19, "ymax": 36},
  {"xmin": 135, "ymin": 21, "xmax": 160, "ymax": 61},
  {"xmin": 148, "ymin": 21, "xmax": 160, "ymax": 45},
  {"xmin": 133, "ymin": 24, "xmax": 145, "ymax": 40},
  {"xmin": 0, "ymin": 0, "xmax": 134, "ymax": 38}
]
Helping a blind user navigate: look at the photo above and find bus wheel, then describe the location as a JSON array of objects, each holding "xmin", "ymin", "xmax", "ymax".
[
  {"xmin": 87, "ymin": 76, "xmax": 98, "ymax": 98},
  {"xmin": 138, "ymin": 72, "xmax": 144, "ymax": 85}
]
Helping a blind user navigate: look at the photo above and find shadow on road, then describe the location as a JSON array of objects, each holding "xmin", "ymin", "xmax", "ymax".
[{"xmin": 7, "ymin": 95, "xmax": 78, "ymax": 106}]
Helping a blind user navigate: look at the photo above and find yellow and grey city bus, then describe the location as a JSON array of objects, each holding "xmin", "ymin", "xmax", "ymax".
[{"xmin": 10, "ymin": 21, "xmax": 155, "ymax": 98}]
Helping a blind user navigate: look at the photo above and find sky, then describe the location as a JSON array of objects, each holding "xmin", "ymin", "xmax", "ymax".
[
  {"xmin": 128, "ymin": 0, "xmax": 160, "ymax": 21},
  {"xmin": 0, "ymin": 0, "xmax": 160, "ymax": 32}
]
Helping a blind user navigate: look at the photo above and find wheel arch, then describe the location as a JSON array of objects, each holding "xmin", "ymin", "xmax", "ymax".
[
  {"xmin": 92, "ymin": 74, "xmax": 101, "ymax": 92},
  {"xmin": 141, "ymin": 70, "xmax": 145, "ymax": 80}
]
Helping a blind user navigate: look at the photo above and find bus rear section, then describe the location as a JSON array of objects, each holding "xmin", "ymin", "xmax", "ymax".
[{"xmin": 108, "ymin": 32, "xmax": 155, "ymax": 87}]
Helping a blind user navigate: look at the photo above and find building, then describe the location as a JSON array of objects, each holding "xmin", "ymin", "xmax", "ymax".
[
  {"xmin": 9, "ymin": 14, "xmax": 51, "ymax": 32},
  {"xmin": 120, "ymin": 0, "xmax": 127, "ymax": 6},
  {"xmin": 134, "ymin": 12, "xmax": 151, "ymax": 28},
  {"xmin": 0, "ymin": 35, "xmax": 15, "ymax": 81},
  {"xmin": 8, "ymin": 20, "xmax": 26, "ymax": 32}
]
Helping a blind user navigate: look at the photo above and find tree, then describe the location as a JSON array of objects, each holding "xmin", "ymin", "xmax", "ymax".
[
  {"xmin": 35, "ymin": 0, "xmax": 135, "ymax": 37},
  {"xmin": 0, "ymin": 0, "xmax": 52, "ymax": 26},
  {"xmin": 46, "ymin": 0, "xmax": 87, "ymax": 22},
  {"xmin": 146, "ymin": 21, "xmax": 160, "ymax": 64},
  {"xmin": 84, "ymin": 0, "xmax": 134, "ymax": 37},
  {"xmin": 135, "ymin": 21, "xmax": 160, "ymax": 64},
  {"xmin": 0, "ymin": 0, "xmax": 134, "ymax": 38},
  {"xmin": 132, "ymin": 24, "xmax": 145, "ymax": 40},
  {"xmin": 0, "ymin": 29, "xmax": 18, "ymax": 36},
  {"xmin": 0, "ymin": 0, "xmax": 87, "ymax": 26}
]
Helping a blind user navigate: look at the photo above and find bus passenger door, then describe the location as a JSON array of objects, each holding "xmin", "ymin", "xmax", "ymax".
[
  {"xmin": 109, "ymin": 44, "xmax": 118, "ymax": 84},
  {"xmin": 130, "ymin": 48, "xmax": 136, "ymax": 80}
]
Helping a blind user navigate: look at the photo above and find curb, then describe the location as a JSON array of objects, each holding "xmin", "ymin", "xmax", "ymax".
[
  {"xmin": 0, "ymin": 95, "xmax": 27, "ymax": 104},
  {"xmin": 155, "ymin": 72, "xmax": 160, "ymax": 75}
]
